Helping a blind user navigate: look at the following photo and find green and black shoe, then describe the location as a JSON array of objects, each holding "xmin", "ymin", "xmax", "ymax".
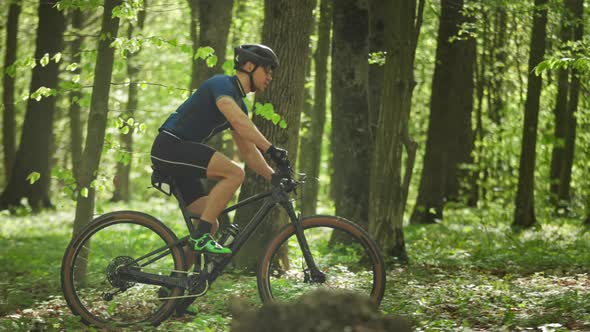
[{"xmin": 191, "ymin": 233, "xmax": 232, "ymax": 255}]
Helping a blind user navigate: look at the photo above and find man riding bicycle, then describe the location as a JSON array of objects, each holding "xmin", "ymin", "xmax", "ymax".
[{"xmin": 151, "ymin": 44, "xmax": 287, "ymax": 255}]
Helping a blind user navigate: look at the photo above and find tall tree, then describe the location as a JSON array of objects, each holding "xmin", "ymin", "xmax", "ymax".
[
  {"xmin": 549, "ymin": 0, "xmax": 584, "ymax": 208},
  {"xmin": 2, "ymin": 1, "xmax": 21, "ymax": 182},
  {"xmin": 513, "ymin": 0, "xmax": 549, "ymax": 229},
  {"xmin": 299, "ymin": 0, "xmax": 332, "ymax": 216},
  {"xmin": 560, "ymin": 0, "xmax": 584, "ymax": 205},
  {"xmin": 111, "ymin": 4, "xmax": 147, "ymax": 202},
  {"xmin": 234, "ymin": 0, "xmax": 315, "ymax": 270},
  {"xmin": 195, "ymin": 0, "xmax": 234, "ymax": 158},
  {"xmin": 0, "ymin": 0, "xmax": 65, "ymax": 211},
  {"xmin": 369, "ymin": 0, "xmax": 424, "ymax": 261},
  {"xmin": 72, "ymin": 0, "xmax": 122, "ymax": 236},
  {"xmin": 193, "ymin": 0, "xmax": 233, "ymax": 85},
  {"xmin": 331, "ymin": 0, "xmax": 370, "ymax": 230},
  {"xmin": 67, "ymin": 9, "xmax": 86, "ymax": 180},
  {"xmin": 368, "ymin": 0, "xmax": 386, "ymax": 139},
  {"xmin": 410, "ymin": 0, "xmax": 476, "ymax": 224}
]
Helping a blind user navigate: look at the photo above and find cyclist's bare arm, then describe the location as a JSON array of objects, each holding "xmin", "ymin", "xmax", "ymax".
[
  {"xmin": 232, "ymin": 131, "xmax": 273, "ymax": 180},
  {"xmin": 217, "ymin": 96, "xmax": 272, "ymax": 152}
]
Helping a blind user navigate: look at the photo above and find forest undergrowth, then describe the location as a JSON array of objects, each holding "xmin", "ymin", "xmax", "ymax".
[{"xmin": 1, "ymin": 198, "xmax": 588, "ymax": 331}]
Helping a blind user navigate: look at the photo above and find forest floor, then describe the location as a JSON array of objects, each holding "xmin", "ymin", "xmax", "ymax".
[{"xmin": 0, "ymin": 198, "xmax": 589, "ymax": 331}]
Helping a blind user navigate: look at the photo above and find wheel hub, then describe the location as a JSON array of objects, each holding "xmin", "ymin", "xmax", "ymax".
[{"xmin": 106, "ymin": 256, "xmax": 139, "ymax": 289}]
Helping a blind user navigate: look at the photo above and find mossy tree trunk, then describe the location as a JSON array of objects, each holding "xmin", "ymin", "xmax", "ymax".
[
  {"xmin": 513, "ymin": 0, "xmax": 549, "ymax": 229},
  {"xmin": 72, "ymin": 0, "xmax": 122, "ymax": 236},
  {"xmin": 0, "ymin": 0, "xmax": 65, "ymax": 211},
  {"xmin": 368, "ymin": 0, "xmax": 424, "ymax": 262},
  {"xmin": 234, "ymin": 0, "xmax": 315, "ymax": 271},
  {"xmin": 549, "ymin": 0, "xmax": 584, "ymax": 209},
  {"xmin": 2, "ymin": 1, "xmax": 21, "ymax": 183},
  {"xmin": 299, "ymin": 0, "xmax": 332, "ymax": 216},
  {"xmin": 410, "ymin": 0, "xmax": 475, "ymax": 225},
  {"xmin": 331, "ymin": 0, "xmax": 370, "ymax": 230}
]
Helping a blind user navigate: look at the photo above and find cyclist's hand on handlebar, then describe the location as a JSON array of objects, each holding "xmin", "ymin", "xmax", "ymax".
[
  {"xmin": 271, "ymin": 173, "xmax": 284, "ymax": 187},
  {"xmin": 265, "ymin": 145, "xmax": 288, "ymax": 164}
]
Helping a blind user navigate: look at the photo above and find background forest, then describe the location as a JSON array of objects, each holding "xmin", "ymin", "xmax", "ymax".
[{"xmin": 0, "ymin": 0, "xmax": 589, "ymax": 331}]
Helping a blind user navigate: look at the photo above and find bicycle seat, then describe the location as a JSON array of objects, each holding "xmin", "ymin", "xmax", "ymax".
[{"xmin": 151, "ymin": 166, "xmax": 173, "ymax": 196}]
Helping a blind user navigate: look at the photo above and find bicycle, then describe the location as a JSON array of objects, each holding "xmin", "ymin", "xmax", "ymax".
[{"xmin": 61, "ymin": 159, "xmax": 386, "ymax": 328}]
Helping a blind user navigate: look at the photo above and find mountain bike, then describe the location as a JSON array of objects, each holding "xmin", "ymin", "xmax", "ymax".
[{"xmin": 61, "ymin": 159, "xmax": 386, "ymax": 328}]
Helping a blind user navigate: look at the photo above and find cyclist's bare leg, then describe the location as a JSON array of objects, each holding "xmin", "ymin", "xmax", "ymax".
[
  {"xmin": 201, "ymin": 152, "xmax": 245, "ymax": 225},
  {"xmin": 184, "ymin": 196, "xmax": 210, "ymax": 268}
]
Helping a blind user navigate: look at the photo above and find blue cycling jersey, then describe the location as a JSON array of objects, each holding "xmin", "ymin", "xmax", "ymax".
[{"xmin": 159, "ymin": 75, "xmax": 248, "ymax": 143}]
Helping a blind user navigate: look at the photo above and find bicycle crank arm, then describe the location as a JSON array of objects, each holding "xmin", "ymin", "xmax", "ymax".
[{"xmin": 118, "ymin": 267, "xmax": 189, "ymax": 289}]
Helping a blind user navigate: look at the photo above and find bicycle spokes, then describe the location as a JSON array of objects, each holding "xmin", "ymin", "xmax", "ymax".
[
  {"xmin": 266, "ymin": 225, "xmax": 377, "ymax": 302},
  {"xmin": 70, "ymin": 222, "xmax": 182, "ymax": 324}
]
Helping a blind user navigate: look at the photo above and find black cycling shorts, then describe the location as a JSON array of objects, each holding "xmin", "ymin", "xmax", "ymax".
[{"xmin": 150, "ymin": 130, "xmax": 216, "ymax": 203}]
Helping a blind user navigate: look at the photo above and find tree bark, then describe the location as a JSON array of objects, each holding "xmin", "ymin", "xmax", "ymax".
[
  {"xmin": 68, "ymin": 9, "xmax": 86, "ymax": 180},
  {"xmin": 112, "ymin": 5, "xmax": 147, "ymax": 202},
  {"xmin": 331, "ymin": 0, "xmax": 370, "ymax": 230},
  {"xmin": 2, "ymin": 2, "xmax": 21, "ymax": 183},
  {"xmin": 369, "ymin": 0, "xmax": 424, "ymax": 262},
  {"xmin": 0, "ymin": 0, "xmax": 65, "ymax": 211},
  {"xmin": 410, "ymin": 0, "xmax": 475, "ymax": 224},
  {"xmin": 555, "ymin": 0, "xmax": 584, "ymax": 208},
  {"xmin": 368, "ymin": 0, "xmax": 386, "ymax": 141},
  {"xmin": 513, "ymin": 0, "xmax": 548, "ymax": 229},
  {"xmin": 194, "ymin": 0, "xmax": 233, "ymax": 86},
  {"xmin": 234, "ymin": 0, "xmax": 315, "ymax": 271},
  {"xmin": 72, "ymin": 0, "xmax": 122, "ymax": 236},
  {"xmin": 299, "ymin": 0, "xmax": 332, "ymax": 216}
]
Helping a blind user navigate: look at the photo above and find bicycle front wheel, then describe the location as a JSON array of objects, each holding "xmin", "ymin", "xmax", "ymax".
[
  {"xmin": 61, "ymin": 211, "xmax": 186, "ymax": 328},
  {"xmin": 257, "ymin": 216, "xmax": 386, "ymax": 304}
]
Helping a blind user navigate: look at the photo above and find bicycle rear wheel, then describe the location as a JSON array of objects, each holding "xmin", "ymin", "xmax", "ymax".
[
  {"xmin": 257, "ymin": 216, "xmax": 386, "ymax": 304},
  {"xmin": 61, "ymin": 211, "xmax": 186, "ymax": 328}
]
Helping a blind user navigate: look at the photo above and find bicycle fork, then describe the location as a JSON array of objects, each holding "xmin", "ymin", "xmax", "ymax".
[{"xmin": 281, "ymin": 201, "xmax": 326, "ymax": 283}]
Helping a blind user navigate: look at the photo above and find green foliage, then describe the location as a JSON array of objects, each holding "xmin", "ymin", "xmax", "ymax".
[
  {"xmin": 368, "ymin": 51, "xmax": 386, "ymax": 66},
  {"xmin": 26, "ymin": 172, "xmax": 40, "ymax": 185},
  {"xmin": 112, "ymin": 0, "xmax": 144, "ymax": 20},
  {"xmin": 56, "ymin": 0, "xmax": 102, "ymax": 10},
  {"xmin": 254, "ymin": 102, "xmax": 287, "ymax": 128}
]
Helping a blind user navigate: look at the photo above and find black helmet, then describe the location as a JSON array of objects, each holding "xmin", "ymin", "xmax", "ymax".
[{"xmin": 234, "ymin": 44, "xmax": 279, "ymax": 70}]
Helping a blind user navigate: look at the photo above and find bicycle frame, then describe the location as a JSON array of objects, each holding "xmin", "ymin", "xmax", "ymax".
[{"xmin": 119, "ymin": 182, "xmax": 323, "ymax": 292}]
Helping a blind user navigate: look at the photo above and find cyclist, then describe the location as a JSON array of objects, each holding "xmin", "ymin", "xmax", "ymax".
[{"xmin": 151, "ymin": 44, "xmax": 287, "ymax": 255}]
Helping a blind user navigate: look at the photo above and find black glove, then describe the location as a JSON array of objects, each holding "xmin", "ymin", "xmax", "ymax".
[
  {"xmin": 266, "ymin": 145, "xmax": 288, "ymax": 163},
  {"xmin": 271, "ymin": 173, "xmax": 284, "ymax": 187}
]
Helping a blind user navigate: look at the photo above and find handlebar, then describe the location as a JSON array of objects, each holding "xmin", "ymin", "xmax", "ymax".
[{"xmin": 274, "ymin": 158, "xmax": 305, "ymax": 193}]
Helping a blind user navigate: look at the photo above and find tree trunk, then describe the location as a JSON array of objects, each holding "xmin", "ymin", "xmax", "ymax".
[
  {"xmin": 556, "ymin": 0, "xmax": 584, "ymax": 207},
  {"xmin": 2, "ymin": 2, "xmax": 21, "ymax": 183},
  {"xmin": 0, "ymin": 0, "xmax": 65, "ymax": 211},
  {"xmin": 489, "ymin": 8, "xmax": 508, "ymax": 124},
  {"xmin": 410, "ymin": 0, "xmax": 475, "ymax": 224},
  {"xmin": 194, "ymin": 0, "xmax": 233, "ymax": 86},
  {"xmin": 299, "ymin": 0, "xmax": 332, "ymax": 216},
  {"xmin": 368, "ymin": 0, "xmax": 386, "ymax": 141},
  {"xmin": 72, "ymin": 0, "xmax": 122, "ymax": 237},
  {"xmin": 513, "ymin": 0, "xmax": 548, "ymax": 229},
  {"xmin": 369, "ymin": 0, "xmax": 424, "ymax": 262},
  {"xmin": 68, "ymin": 9, "xmax": 85, "ymax": 180},
  {"xmin": 234, "ymin": 0, "xmax": 315, "ymax": 271},
  {"xmin": 331, "ymin": 0, "xmax": 370, "ymax": 230},
  {"xmin": 112, "ymin": 5, "xmax": 147, "ymax": 202},
  {"xmin": 196, "ymin": 0, "xmax": 234, "ymax": 160}
]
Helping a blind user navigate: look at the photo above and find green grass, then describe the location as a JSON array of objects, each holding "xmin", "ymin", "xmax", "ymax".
[{"xmin": 0, "ymin": 199, "xmax": 589, "ymax": 331}]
